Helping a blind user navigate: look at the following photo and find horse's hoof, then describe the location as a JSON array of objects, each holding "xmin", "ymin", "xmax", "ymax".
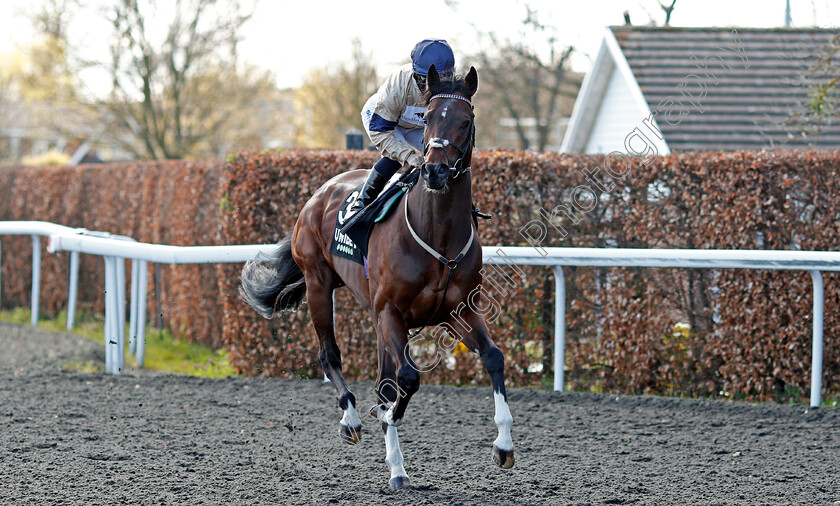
[
  {"xmin": 339, "ymin": 424, "xmax": 362, "ymax": 445},
  {"xmin": 492, "ymin": 445, "xmax": 515, "ymax": 469},
  {"xmin": 389, "ymin": 475, "xmax": 411, "ymax": 489}
]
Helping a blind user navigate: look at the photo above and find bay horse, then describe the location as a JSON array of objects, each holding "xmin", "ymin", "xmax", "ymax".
[{"xmin": 240, "ymin": 65, "xmax": 514, "ymax": 489}]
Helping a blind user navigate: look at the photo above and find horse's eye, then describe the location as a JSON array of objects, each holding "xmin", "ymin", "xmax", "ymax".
[{"xmin": 461, "ymin": 120, "xmax": 470, "ymax": 131}]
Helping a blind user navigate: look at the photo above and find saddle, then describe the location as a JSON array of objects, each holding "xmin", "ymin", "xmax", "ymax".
[
  {"xmin": 330, "ymin": 169, "xmax": 420, "ymax": 266},
  {"xmin": 329, "ymin": 168, "xmax": 492, "ymax": 271}
]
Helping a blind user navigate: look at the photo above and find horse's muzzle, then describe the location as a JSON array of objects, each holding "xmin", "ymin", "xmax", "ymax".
[{"xmin": 421, "ymin": 162, "xmax": 449, "ymax": 190}]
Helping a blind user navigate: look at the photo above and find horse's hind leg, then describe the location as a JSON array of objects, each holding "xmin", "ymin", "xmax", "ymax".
[
  {"xmin": 304, "ymin": 269, "xmax": 362, "ymax": 444},
  {"xmin": 374, "ymin": 342, "xmax": 410, "ymax": 489}
]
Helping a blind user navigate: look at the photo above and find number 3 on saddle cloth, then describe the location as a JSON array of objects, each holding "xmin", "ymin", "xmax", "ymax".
[{"xmin": 330, "ymin": 169, "xmax": 421, "ymax": 277}]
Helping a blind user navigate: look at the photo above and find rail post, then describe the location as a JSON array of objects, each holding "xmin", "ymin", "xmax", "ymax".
[
  {"xmin": 30, "ymin": 235, "xmax": 41, "ymax": 326},
  {"xmin": 136, "ymin": 260, "xmax": 148, "ymax": 367},
  {"xmin": 66, "ymin": 251, "xmax": 80, "ymax": 330},
  {"xmin": 129, "ymin": 260, "xmax": 138, "ymax": 356},
  {"xmin": 103, "ymin": 256, "xmax": 124, "ymax": 374},
  {"xmin": 810, "ymin": 270, "xmax": 824, "ymax": 408},
  {"xmin": 116, "ymin": 257, "xmax": 127, "ymax": 372},
  {"xmin": 554, "ymin": 266, "xmax": 566, "ymax": 392}
]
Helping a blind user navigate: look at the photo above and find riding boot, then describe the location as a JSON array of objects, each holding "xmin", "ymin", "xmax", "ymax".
[{"xmin": 340, "ymin": 169, "xmax": 390, "ymax": 233}]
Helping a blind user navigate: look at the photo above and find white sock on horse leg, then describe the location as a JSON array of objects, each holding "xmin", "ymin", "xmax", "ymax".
[
  {"xmin": 493, "ymin": 391, "xmax": 514, "ymax": 451},
  {"xmin": 384, "ymin": 425, "xmax": 408, "ymax": 480},
  {"xmin": 373, "ymin": 403, "xmax": 403, "ymax": 427},
  {"xmin": 341, "ymin": 402, "xmax": 361, "ymax": 428}
]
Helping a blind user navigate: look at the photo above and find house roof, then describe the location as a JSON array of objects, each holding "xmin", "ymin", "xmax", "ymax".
[{"xmin": 611, "ymin": 26, "xmax": 840, "ymax": 151}]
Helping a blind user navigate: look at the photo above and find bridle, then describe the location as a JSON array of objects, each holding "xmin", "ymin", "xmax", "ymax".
[
  {"xmin": 404, "ymin": 91, "xmax": 477, "ymax": 339},
  {"xmin": 422, "ymin": 93, "xmax": 475, "ymax": 180}
]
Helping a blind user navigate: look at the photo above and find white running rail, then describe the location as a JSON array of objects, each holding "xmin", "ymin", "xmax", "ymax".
[
  {"xmin": 0, "ymin": 222, "xmax": 86, "ymax": 327},
  {"xmin": 47, "ymin": 233, "xmax": 268, "ymax": 374},
  {"xmin": 0, "ymin": 223, "xmax": 137, "ymax": 332},
  {"xmin": 483, "ymin": 246, "xmax": 840, "ymax": 408},
  {"xmin": 5, "ymin": 222, "xmax": 834, "ymax": 407}
]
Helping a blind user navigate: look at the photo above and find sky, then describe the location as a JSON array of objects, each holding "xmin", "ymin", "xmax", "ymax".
[{"xmin": 1, "ymin": 0, "xmax": 840, "ymax": 90}]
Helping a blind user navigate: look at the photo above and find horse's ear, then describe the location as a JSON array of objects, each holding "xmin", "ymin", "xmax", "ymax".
[
  {"xmin": 465, "ymin": 66, "xmax": 478, "ymax": 97},
  {"xmin": 427, "ymin": 64, "xmax": 440, "ymax": 90}
]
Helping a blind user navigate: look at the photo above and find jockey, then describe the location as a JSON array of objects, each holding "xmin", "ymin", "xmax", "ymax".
[{"xmin": 342, "ymin": 39, "xmax": 455, "ymax": 227}]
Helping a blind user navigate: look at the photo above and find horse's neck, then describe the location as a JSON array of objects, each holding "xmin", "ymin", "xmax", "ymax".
[{"xmin": 406, "ymin": 176, "xmax": 473, "ymax": 256}]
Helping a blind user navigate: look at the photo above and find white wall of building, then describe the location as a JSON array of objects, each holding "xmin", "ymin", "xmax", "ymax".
[{"xmin": 583, "ymin": 68, "xmax": 648, "ymax": 154}]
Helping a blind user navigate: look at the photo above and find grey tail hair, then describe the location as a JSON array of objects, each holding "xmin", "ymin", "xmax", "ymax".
[{"xmin": 239, "ymin": 234, "xmax": 306, "ymax": 318}]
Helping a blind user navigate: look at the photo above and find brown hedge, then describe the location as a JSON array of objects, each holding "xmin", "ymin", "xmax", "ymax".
[
  {"xmin": 220, "ymin": 149, "xmax": 839, "ymax": 402},
  {"xmin": 0, "ymin": 160, "xmax": 226, "ymax": 346},
  {"xmin": 2, "ymin": 150, "xmax": 838, "ymax": 402}
]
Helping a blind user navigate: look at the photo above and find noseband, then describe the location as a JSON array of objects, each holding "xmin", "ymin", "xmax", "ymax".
[{"xmin": 423, "ymin": 93, "xmax": 475, "ymax": 179}]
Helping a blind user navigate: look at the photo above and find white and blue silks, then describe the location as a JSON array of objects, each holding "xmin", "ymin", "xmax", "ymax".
[{"xmin": 361, "ymin": 64, "xmax": 426, "ymax": 162}]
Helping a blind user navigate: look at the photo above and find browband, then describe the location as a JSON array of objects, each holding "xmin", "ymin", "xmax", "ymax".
[{"xmin": 430, "ymin": 93, "xmax": 471, "ymax": 105}]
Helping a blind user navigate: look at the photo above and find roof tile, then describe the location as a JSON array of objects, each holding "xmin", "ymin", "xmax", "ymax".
[{"xmin": 611, "ymin": 26, "xmax": 840, "ymax": 150}]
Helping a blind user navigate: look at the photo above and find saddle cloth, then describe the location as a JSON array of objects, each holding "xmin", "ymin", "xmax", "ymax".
[{"xmin": 329, "ymin": 169, "xmax": 420, "ymax": 266}]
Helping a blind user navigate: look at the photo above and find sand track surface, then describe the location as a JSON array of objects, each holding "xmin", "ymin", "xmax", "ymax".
[{"xmin": 0, "ymin": 322, "xmax": 838, "ymax": 505}]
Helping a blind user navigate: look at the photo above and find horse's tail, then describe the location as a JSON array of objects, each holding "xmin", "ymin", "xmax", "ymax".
[{"xmin": 239, "ymin": 234, "xmax": 306, "ymax": 318}]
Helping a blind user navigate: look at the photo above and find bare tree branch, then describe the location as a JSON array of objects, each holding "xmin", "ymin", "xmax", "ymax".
[
  {"xmin": 94, "ymin": 0, "xmax": 267, "ymax": 159},
  {"xmin": 468, "ymin": 7, "xmax": 579, "ymax": 151},
  {"xmin": 785, "ymin": 32, "xmax": 840, "ymax": 142},
  {"xmin": 659, "ymin": 0, "xmax": 677, "ymax": 26},
  {"xmin": 294, "ymin": 38, "xmax": 379, "ymax": 148}
]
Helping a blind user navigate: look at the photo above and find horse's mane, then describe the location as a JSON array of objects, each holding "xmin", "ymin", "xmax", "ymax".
[{"xmin": 422, "ymin": 74, "xmax": 469, "ymax": 106}]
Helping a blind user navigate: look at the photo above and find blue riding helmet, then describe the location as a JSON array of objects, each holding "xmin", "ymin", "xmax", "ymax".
[{"xmin": 411, "ymin": 39, "xmax": 455, "ymax": 76}]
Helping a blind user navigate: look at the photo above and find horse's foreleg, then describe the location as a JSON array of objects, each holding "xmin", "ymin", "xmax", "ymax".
[
  {"xmin": 308, "ymin": 282, "xmax": 361, "ymax": 444},
  {"xmin": 486, "ymin": 347, "xmax": 514, "ymax": 468},
  {"xmin": 372, "ymin": 312, "xmax": 411, "ymax": 489},
  {"xmin": 460, "ymin": 313, "xmax": 515, "ymax": 469},
  {"xmin": 383, "ymin": 423, "xmax": 410, "ymax": 489},
  {"xmin": 371, "ymin": 306, "xmax": 418, "ymax": 427}
]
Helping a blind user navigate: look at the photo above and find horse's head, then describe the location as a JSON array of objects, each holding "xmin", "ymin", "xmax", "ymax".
[{"xmin": 420, "ymin": 65, "xmax": 478, "ymax": 191}]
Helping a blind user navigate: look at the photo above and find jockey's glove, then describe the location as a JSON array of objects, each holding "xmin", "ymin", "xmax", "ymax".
[{"xmin": 408, "ymin": 153, "xmax": 425, "ymax": 167}]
